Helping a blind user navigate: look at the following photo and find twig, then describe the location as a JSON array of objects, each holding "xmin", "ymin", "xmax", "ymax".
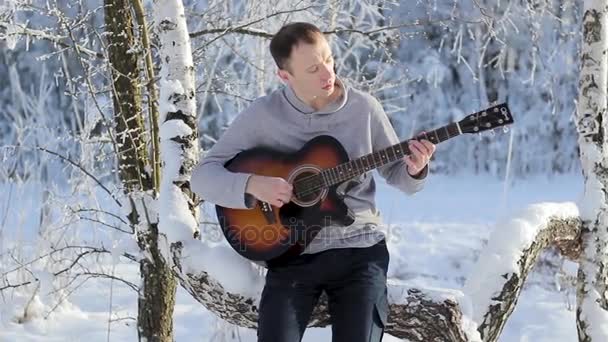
[
  {"xmin": 191, "ymin": 18, "xmax": 471, "ymax": 42},
  {"xmin": 1, "ymin": 181, "xmax": 13, "ymax": 229},
  {"xmin": 1, "ymin": 247, "xmax": 139, "ymax": 293},
  {"xmin": 192, "ymin": 27, "xmax": 273, "ymax": 39},
  {"xmin": 471, "ymin": 0, "xmax": 495, "ymax": 18},
  {"xmin": 106, "ymin": 262, "xmax": 116, "ymax": 342},
  {"xmin": 78, "ymin": 216, "xmax": 134, "ymax": 234},
  {"xmin": 1, "ymin": 245, "xmax": 136, "ymax": 278},
  {"xmin": 37, "ymin": 147, "xmax": 122, "ymax": 208},
  {"xmin": 109, "ymin": 316, "xmax": 137, "ymax": 323},
  {"xmin": 323, "ymin": 20, "xmax": 451, "ymax": 36},
  {"xmin": 59, "ymin": 17, "xmax": 125, "ymax": 191},
  {"xmin": 132, "ymin": 0, "xmax": 161, "ymax": 194},
  {"xmin": 76, "ymin": 272, "xmax": 138, "ymax": 293},
  {"xmin": 189, "ymin": 5, "xmax": 317, "ymax": 38},
  {"xmin": 71, "ymin": 208, "xmax": 129, "ymax": 226}
]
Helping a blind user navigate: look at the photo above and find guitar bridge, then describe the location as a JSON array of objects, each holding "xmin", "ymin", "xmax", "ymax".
[{"xmin": 260, "ymin": 201, "xmax": 276, "ymax": 224}]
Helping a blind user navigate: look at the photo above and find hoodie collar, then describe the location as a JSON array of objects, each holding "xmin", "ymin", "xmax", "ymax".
[{"xmin": 282, "ymin": 77, "xmax": 349, "ymax": 115}]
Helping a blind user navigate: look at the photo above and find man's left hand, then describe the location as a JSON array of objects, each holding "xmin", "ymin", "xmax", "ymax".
[{"xmin": 405, "ymin": 136, "xmax": 436, "ymax": 176}]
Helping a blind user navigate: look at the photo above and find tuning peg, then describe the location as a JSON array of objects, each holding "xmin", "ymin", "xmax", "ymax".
[
  {"xmin": 489, "ymin": 129, "xmax": 496, "ymax": 137},
  {"xmin": 502, "ymin": 126, "xmax": 509, "ymax": 133}
]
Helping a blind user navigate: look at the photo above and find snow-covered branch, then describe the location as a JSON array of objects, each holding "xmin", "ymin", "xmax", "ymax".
[
  {"xmin": 465, "ymin": 202, "xmax": 581, "ymax": 341},
  {"xmin": 0, "ymin": 22, "xmax": 103, "ymax": 58},
  {"xmin": 169, "ymin": 240, "xmax": 479, "ymax": 340}
]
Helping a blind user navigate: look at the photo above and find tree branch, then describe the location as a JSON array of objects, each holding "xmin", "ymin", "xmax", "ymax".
[
  {"xmin": 0, "ymin": 22, "xmax": 104, "ymax": 58},
  {"xmin": 189, "ymin": 5, "xmax": 317, "ymax": 39},
  {"xmin": 1, "ymin": 245, "xmax": 137, "ymax": 279},
  {"xmin": 464, "ymin": 203, "xmax": 581, "ymax": 342},
  {"xmin": 190, "ymin": 18, "xmax": 474, "ymax": 41},
  {"xmin": 169, "ymin": 241, "xmax": 476, "ymax": 341}
]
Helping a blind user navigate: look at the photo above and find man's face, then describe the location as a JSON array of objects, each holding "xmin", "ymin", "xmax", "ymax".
[{"xmin": 278, "ymin": 34, "xmax": 336, "ymax": 101}]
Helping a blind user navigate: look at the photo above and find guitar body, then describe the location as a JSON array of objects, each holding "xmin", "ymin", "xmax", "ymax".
[
  {"xmin": 214, "ymin": 102, "xmax": 515, "ymax": 262},
  {"xmin": 216, "ymin": 135, "xmax": 355, "ymax": 262}
]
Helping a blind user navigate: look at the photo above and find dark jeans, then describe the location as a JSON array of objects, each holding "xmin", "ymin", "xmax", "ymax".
[{"xmin": 257, "ymin": 240, "xmax": 389, "ymax": 342}]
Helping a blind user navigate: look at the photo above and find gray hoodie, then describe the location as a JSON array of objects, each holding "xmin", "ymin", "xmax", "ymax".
[{"xmin": 191, "ymin": 78, "xmax": 427, "ymax": 254}]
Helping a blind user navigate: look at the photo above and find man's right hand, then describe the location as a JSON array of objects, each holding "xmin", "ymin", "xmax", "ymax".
[{"xmin": 245, "ymin": 175, "xmax": 293, "ymax": 207}]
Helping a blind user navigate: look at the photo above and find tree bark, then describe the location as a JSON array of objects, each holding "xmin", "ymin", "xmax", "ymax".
[
  {"xmin": 575, "ymin": 1, "xmax": 608, "ymax": 341},
  {"xmin": 104, "ymin": 0, "xmax": 149, "ymax": 193},
  {"xmin": 132, "ymin": 0, "xmax": 161, "ymax": 194},
  {"xmin": 152, "ymin": 0, "xmax": 201, "ymax": 338},
  {"xmin": 104, "ymin": 1, "xmax": 176, "ymax": 341}
]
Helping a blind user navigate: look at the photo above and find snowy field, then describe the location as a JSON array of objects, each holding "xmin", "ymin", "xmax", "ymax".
[{"xmin": 0, "ymin": 171, "xmax": 584, "ymax": 341}]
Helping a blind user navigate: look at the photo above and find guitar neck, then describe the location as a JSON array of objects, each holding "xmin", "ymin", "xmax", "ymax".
[{"xmin": 321, "ymin": 122, "xmax": 463, "ymax": 186}]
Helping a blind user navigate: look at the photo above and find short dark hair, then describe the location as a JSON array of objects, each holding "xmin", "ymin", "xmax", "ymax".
[{"xmin": 270, "ymin": 22, "xmax": 323, "ymax": 71}]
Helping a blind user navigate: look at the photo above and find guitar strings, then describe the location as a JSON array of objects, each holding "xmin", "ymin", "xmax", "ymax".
[
  {"xmin": 292, "ymin": 146, "xmax": 407, "ymax": 198},
  {"xmin": 292, "ymin": 124, "xmax": 464, "ymax": 198},
  {"xmin": 294, "ymin": 142, "xmax": 414, "ymax": 198}
]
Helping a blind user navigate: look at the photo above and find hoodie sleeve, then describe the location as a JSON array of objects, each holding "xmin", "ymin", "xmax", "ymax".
[
  {"xmin": 370, "ymin": 97, "xmax": 428, "ymax": 195},
  {"xmin": 190, "ymin": 106, "xmax": 261, "ymax": 209}
]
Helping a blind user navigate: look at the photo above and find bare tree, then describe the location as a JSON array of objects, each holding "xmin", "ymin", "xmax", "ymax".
[{"xmin": 104, "ymin": 0, "xmax": 176, "ymax": 340}]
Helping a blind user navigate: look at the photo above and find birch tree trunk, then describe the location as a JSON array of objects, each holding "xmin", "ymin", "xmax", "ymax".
[
  {"xmin": 575, "ymin": 1, "xmax": 608, "ymax": 341},
  {"xmin": 152, "ymin": 0, "xmax": 201, "ymax": 340},
  {"xmin": 153, "ymin": 0, "xmax": 200, "ymax": 243},
  {"xmin": 104, "ymin": 1, "xmax": 176, "ymax": 341}
]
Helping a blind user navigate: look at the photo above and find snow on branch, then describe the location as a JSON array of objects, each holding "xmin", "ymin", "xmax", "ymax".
[{"xmin": 464, "ymin": 202, "xmax": 581, "ymax": 341}]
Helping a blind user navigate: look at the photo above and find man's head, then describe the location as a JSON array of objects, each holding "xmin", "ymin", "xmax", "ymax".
[{"xmin": 270, "ymin": 22, "xmax": 336, "ymax": 102}]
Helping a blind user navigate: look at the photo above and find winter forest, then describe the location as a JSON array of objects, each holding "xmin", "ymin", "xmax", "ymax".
[{"xmin": 1, "ymin": 0, "xmax": 608, "ymax": 341}]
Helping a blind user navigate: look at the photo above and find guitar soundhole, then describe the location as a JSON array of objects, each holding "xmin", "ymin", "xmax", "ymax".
[
  {"xmin": 288, "ymin": 164, "xmax": 328, "ymax": 207},
  {"xmin": 293, "ymin": 171, "xmax": 322, "ymax": 203}
]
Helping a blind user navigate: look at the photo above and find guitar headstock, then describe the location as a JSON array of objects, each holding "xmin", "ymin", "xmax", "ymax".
[{"xmin": 458, "ymin": 103, "xmax": 513, "ymax": 134}]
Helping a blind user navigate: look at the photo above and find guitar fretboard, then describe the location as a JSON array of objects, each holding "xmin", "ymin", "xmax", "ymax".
[
  {"xmin": 293, "ymin": 102, "xmax": 513, "ymax": 199},
  {"xmin": 317, "ymin": 122, "xmax": 462, "ymax": 187}
]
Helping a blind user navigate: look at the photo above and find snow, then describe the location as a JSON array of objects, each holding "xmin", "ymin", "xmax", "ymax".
[
  {"xmin": 579, "ymin": 286, "xmax": 608, "ymax": 339},
  {"xmin": 158, "ymin": 79, "xmax": 183, "ymax": 124},
  {"xmin": 179, "ymin": 239, "xmax": 265, "ymax": 299},
  {"xmin": 156, "ymin": 0, "xmax": 200, "ymax": 247},
  {"xmin": 158, "ymin": 170, "xmax": 198, "ymax": 243},
  {"xmin": 0, "ymin": 172, "xmax": 586, "ymax": 341}
]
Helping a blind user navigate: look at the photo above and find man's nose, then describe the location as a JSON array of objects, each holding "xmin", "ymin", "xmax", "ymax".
[{"xmin": 320, "ymin": 63, "xmax": 333, "ymax": 80}]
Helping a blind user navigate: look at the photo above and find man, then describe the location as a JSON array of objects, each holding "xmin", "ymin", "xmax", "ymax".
[{"xmin": 191, "ymin": 22, "xmax": 435, "ymax": 342}]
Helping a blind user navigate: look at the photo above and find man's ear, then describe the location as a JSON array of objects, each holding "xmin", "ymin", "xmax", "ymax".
[{"xmin": 277, "ymin": 69, "xmax": 291, "ymax": 83}]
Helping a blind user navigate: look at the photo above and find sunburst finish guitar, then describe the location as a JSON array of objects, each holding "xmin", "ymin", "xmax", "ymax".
[{"xmin": 216, "ymin": 103, "xmax": 514, "ymax": 262}]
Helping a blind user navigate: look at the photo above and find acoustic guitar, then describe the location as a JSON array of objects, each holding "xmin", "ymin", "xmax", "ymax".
[{"xmin": 216, "ymin": 103, "xmax": 514, "ymax": 262}]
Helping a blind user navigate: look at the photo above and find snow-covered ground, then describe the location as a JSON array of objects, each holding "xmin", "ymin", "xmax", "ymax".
[{"xmin": 0, "ymin": 171, "xmax": 584, "ymax": 341}]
